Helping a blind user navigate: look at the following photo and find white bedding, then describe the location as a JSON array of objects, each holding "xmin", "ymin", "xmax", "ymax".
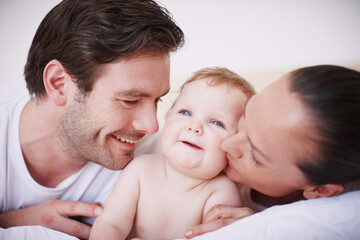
[
  {"xmin": 1, "ymin": 190, "xmax": 359, "ymax": 240},
  {"xmin": 191, "ymin": 190, "xmax": 360, "ymax": 240},
  {"xmin": 0, "ymin": 225, "xmax": 78, "ymax": 240}
]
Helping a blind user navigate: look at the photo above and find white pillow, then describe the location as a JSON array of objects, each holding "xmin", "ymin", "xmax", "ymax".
[
  {"xmin": 191, "ymin": 190, "xmax": 360, "ymax": 240},
  {"xmin": 0, "ymin": 225, "xmax": 78, "ymax": 240}
]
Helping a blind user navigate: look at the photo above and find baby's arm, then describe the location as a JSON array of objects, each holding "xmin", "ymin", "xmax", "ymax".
[
  {"xmin": 184, "ymin": 174, "xmax": 251, "ymax": 238},
  {"xmin": 89, "ymin": 158, "xmax": 142, "ymax": 240},
  {"xmin": 202, "ymin": 174, "xmax": 242, "ymax": 219}
]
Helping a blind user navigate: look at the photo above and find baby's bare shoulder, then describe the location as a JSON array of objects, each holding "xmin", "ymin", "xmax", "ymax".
[
  {"xmin": 202, "ymin": 174, "xmax": 242, "ymax": 215},
  {"xmin": 125, "ymin": 154, "xmax": 165, "ymax": 177},
  {"xmin": 211, "ymin": 173, "xmax": 237, "ymax": 187},
  {"xmin": 129, "ymin": 153, "xmax": 163, "ymax": 165},
  {"xmin": 206, "ymin": 173, "xmax": 240, "ymax": 197}
]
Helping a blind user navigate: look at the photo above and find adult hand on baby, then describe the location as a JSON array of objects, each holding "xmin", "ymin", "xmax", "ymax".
[
  {"xmin": 0, "ymin": 200, "xmax": 103, "ymax": 239},
  {"xmin": 184, "ymin": 205, "xmax": 254, "ymax": 239}
]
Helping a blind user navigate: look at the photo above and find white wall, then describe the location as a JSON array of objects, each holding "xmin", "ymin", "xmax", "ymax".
[
  {"xmin": 163, "ymin": 0, "xmax": 360, "ymax": 86},
  {"xmin": 1, "ymin": 0, "xmax": 360, "ymax": 119}
]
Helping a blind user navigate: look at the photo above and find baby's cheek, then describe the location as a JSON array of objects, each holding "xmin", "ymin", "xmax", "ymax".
[{"xmin": 216, "ymin": 141, "xmax": 229, "ymax": 166}]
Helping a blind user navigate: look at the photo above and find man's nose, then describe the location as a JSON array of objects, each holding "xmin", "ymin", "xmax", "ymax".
[{"xmin": 132, "ymin": 106, "xmax": 159, "ymax": 134}]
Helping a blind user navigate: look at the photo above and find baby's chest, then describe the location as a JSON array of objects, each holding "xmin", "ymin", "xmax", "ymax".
[{"xmin": 132, "ymin": 191, "xmax": 207, "ymax": 239}]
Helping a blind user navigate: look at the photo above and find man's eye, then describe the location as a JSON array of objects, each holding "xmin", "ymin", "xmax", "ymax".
[
  {"xmin": 123, "ymin": 100, "xmax": 138, "ymax": 106},
  {"xmin": 211, "ymin": 120, "xmax": 224, "ymax": 128},
  {"xmin": 179, "ymin": 109, "xmax": 191, "ymax": 116}
]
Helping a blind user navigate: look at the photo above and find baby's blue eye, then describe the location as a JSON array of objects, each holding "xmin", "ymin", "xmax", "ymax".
[
  {"xmin": 211, "ymin": 120, "xmax": 224, "ymax": 128},
  {"xmin": 180, "ymin": 109, "xmax": 191, "ymax": 116},
  {"xmin": 181, "ymin": 110, "xmax": 191, "ymax": 116}
]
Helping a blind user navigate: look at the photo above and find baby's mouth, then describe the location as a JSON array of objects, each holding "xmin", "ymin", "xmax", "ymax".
[{"xmin": 182, "ymin": 141, "xmax": 202, "ymax": 150}]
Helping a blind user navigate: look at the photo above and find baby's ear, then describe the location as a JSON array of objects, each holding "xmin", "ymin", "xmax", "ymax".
[
  {"xmin": 43, "ymin": 59, "xmax": 72, "ymax": 106},
  {"xmin": 303, "ymin": 184, "xmax": 344, "ymax": 199}
]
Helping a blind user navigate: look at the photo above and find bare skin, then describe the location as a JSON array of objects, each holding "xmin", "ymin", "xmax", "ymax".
[{"xmin": 90, "ymin": 78, "xmax": 248, "ymax": 240}]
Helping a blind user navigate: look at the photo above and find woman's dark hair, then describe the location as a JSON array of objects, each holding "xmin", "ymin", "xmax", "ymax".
[
  {"xmin": 24, "ymin": 0, "xmax": 184, "ymax": 98},
  {"xmin": 289, "ymin": 65, "xmax": 360, "ymax": 186}
]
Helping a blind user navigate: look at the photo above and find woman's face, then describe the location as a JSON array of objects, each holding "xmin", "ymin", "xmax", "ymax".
[{"xmin": 222, "ymin": 76, "xmax": 317, "ymax": 197}]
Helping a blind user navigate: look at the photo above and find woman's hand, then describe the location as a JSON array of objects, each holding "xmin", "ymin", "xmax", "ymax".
[{"xmin": 184, "ymin": 205, "xmax": 254, "ymax": 239}]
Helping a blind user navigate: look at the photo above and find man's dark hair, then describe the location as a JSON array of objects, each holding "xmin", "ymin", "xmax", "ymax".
[
  {"xmin": 24, "ymin": 0, "xmax": 184, "ymax": 98},
  {"xmin": 289, "ymin": 65, "xmax": 360, "ymax": 187}
]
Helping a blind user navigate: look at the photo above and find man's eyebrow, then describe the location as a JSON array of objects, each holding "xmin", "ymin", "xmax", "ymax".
[
  {"xmin": 116, "ymin": 89, "xmax": 149, "ymax": 98},
  {"xmin": 116, "ymin": 88, "xmax": 170, "ymax": 98}
]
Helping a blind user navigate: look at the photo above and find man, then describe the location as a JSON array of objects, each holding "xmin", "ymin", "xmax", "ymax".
[{"xmin": 0, "ymin": 0, "xmax": 184, "ymax": 239}]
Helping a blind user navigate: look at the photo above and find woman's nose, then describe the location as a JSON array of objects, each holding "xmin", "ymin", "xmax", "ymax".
[{"xmin": 221, "ymin": 133, "xmax": 243, "ymax": 158}]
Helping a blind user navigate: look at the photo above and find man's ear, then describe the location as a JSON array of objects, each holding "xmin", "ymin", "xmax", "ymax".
[
  {"xmin": 303, "ymin": 184, "xmax": 344, "ymax": 199},
  {"xmin": 43, "ymin": 59, "xmax": 71, "ymax": 106}
]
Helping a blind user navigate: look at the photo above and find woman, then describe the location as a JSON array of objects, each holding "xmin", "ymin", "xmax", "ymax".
[{"xmin": 185, "ymin": 65, "xmax": 360, "ymax": 239}]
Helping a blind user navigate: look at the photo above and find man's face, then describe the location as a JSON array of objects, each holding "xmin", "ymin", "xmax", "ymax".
[
  {"xmin": 60, "ymin": 54, "xmax": 170, "ymax": 170},
  {"xmin": 161, "ymin": 79, "xmax": 248, "ymax": 179},
  {"xmin": 222, "ymin": 76, "xmax": 317, "ymax": 197}
]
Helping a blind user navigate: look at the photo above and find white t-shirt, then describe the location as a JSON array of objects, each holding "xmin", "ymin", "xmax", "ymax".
[{"xmin": 0, "ymin": 92, "xmax": 161, "ymax": 215}]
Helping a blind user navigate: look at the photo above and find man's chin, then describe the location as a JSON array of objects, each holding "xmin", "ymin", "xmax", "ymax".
[{"xmin": 105, "ymin": 153, "xmax": 134, "ymax": 170}]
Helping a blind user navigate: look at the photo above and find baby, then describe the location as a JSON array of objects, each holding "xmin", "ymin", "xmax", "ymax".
[{"xmin": 90, "ymin": 67, "xmax": 256, "ymax": 240}]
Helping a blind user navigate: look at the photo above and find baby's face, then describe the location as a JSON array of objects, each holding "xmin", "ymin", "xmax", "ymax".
[{"xmin": 161, "ymin": 78, "xmax": 248, "ymax": 179}]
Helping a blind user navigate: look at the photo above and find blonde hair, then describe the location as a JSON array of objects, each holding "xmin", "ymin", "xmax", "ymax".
[
  {"xmin": 167, "ymin": 67, "xmax": 255, "ymax": 116},
  {"xmin": 182, "ymin": 67, "xmax": 255, "ymax": 99}
]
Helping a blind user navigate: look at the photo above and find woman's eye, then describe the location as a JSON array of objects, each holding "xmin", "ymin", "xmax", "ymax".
[
  {"xmin": 179, "ymin": 109, "xmax": 191, "ymax": 116},
  {"xmin": 250, "ymin": 152, "xmax": 262, "ymax": 166},
  {"xmin": 211, "ymin": 120, "xmax": 224, "ymax": 128}
]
